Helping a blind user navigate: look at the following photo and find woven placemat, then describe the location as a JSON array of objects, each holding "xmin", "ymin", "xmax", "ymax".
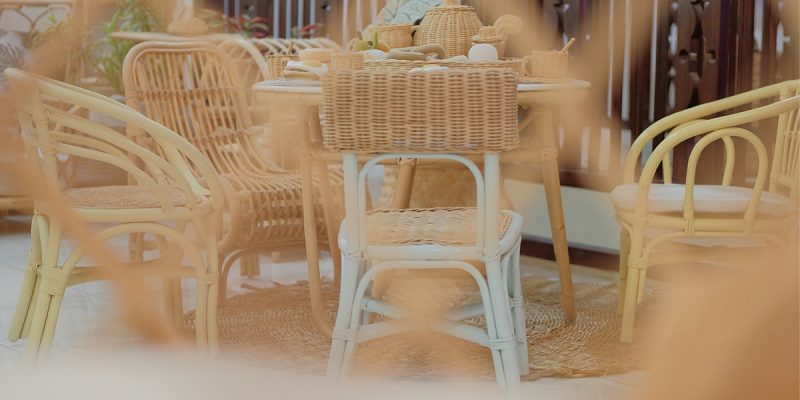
[{"xmin": 188, "ymin": 276, "xmax": 658, "ymax": 380}]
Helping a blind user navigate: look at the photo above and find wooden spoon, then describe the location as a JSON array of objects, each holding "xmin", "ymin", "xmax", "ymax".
[{"xmin": 559, "ymin": 37, "xmax": 576, "ymax": 54}]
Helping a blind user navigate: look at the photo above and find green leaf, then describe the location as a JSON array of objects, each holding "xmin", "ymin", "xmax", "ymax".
[{"xmin": 374, "ymin": 0, "xmax": 440, "ymax": 24}]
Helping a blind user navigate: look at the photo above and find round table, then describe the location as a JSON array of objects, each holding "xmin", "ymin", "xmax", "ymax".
[{"xmin": 253, "ymin": 79, "xmax": 589, "ymax": 337}]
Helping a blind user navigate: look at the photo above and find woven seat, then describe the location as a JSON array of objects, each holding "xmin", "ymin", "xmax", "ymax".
[
  {"xmin": 611, "ymin": 183, "xmax": 792, "ymax": 217},
  {"xmin": 365, "ymin": 207, "xmax": 514, "ymax": 246},
  {"xmin": 64, "ymin": 185, "xmax": 193, "ymax": 209}
]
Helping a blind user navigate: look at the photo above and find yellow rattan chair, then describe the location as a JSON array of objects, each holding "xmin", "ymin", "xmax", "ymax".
[
  {"xmin": 4, "ymin": 68, "xmax": 225, "ymax": 360},
  {"xmin": 612, "ymin": 80, "xmax": 800, "ymax": 343},
  {"xmin": 122, "ymin": 41, "xmax": 343, "ymax": 304}
]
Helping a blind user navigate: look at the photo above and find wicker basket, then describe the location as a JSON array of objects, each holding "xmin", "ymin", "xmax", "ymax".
[
  {"xmin": 265, "ymin": 54, "xmax": 298, "ymax": 79},
  {"xmin": 364, "ymin": 23, "xmax": 414, "ymax": 49},
  {"xmin": 331, "ymin": 52, "xmax": 365, "ymax": 71},
  {"xmin": 364, "ymin": 58, "xmax": 524, "ymax": 77},
  {"xmin": 412, "ymin": 0, "xmax": 483, "ymax": 58},
  {"xmin": 523, "ymin": 50, "xmax": 569, "ymax": 82},
  {"xmin": 320, "ymin": 70, "xmax": 519, "ymax": 154},
  {"xmin": 472, "ymin": 26, "xmax": 506, "ymax": 58}
]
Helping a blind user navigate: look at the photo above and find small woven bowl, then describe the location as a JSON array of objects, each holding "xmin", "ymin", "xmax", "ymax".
[
  {"xmin": 331, "ymin": 52, "xmax": 365, "ymax": 71},
  {"xmin": 265, "ymin": 54, "xmax": 298, "ymax": 80},
  {"xmin": 524, "ymin": 50, "xmax": 569, "ymax": 81}
]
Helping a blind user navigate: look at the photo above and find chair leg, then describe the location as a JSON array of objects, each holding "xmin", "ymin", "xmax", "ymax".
[
  {"xmin": 636, "ymin": 267, "xmax": 648, "ymax": 304},
  {"xmin": 173, "ymin": 278, "xmax": 184, "ymax": 327},
  {"xmin": 326, "ymin": 255, "xmax": 362, "ymax": 381},
  {"xmin": 486, "ymin": 259, "xmax": 521, "ymax": 398},
  {"xmin": 340, "ymin": 261, "xmax": 369, "ymax": 378},
  {"xmin": 206, "ymin": 280, "xmax": 220, "ymax": 356},
  {"xmin": 25, "ymin": 220, "xmax": 63, "ymax": 363},
  {"xmin": 8, "ymin": 217, "xmax": 41, "ymax": 341},
  {"xmin": 20, "ymin": 277, "xmax": 41, "ymax": 339},
  {"xmin": 508, "ymin": 248, "xmax": 529, "ymax": 375},
  {"xmin": 162, "ymin": 278, "xmax": 175, "ymax": 324},
  {"xmin": 37, "ymin": 293, "xmax": 65, "ymax": 360},
  {"xmin": 619, "ymin": 263, "xmax": 641, "ymax": 343},
  {"xmin": 314, "ymin": 160, "xmax": 343, "ymax": 287},
  {"xmin": 617, "ymin": 230, "xmax": 631, "ymax": 313},
  {"xmin": 162, "ymin": 277, "xmax": 184, "ymax": 327},
  {"xmin": 194, "ymin": 281, "xmax": 210, "ymax": 353},
  {"xmin": 205, "ymin": 221, "xmax": 221, "ymax": 356},
  {"xmin": 240, "ymin": 254, "xmax": 260, "ymax": 277},
  {"xmin": 129, "ymin": 232, "xmax": 144, "ymax": 263}
]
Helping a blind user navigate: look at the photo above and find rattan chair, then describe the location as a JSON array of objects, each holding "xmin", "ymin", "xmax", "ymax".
[
  {"xmin": 612, "ymin": 80, "xmax": 800, "ymax": 343},
  {"xmin": 218, "ymin": 38, "xmax": 270, "ymax": 104},
  {"xmin": 4, "ymin": 68, "xmax": 225, "ymax": 360},
  {"xmin": 321, "ymin": 70, "xmax": 526, "ymax": 396},
  {"xmin": 122, "ymin": 41, "xmax": 343, "ymax": 304}
]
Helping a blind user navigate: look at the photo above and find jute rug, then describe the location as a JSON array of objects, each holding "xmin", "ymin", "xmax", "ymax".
[{"xmin": 188, "ymin": 276, "xmax": 658, "ymax": 381}]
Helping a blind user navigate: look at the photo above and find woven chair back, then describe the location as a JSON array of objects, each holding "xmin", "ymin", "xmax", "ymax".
[
  {"xmin": 123, "ymin": 41, "xmax": 267, "ymax": 175},
  {"xmin": 320, "ymin": 69, "xmax": 519, "ymax": 154},
  {"xmin": 4, "ymin": 68, "xmax": 221, "ymax": 211},
  {"xmin": 219, "ymin": 38, "xmax": 270, "ymax": 99},
  {"xmin": 123, "ymin": 41, "xmax": 252, "ymax": 140}
]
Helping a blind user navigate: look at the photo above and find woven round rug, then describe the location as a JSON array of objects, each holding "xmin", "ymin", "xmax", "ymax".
[{"xmin": 187, "ymin": 276, "xmax": 658, "ymax": 380}]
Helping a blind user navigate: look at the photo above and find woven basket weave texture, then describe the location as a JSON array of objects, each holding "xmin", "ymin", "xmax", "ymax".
[{"xmin": 321, "ymin": 70, "xmax": 519, "ymax": 154}]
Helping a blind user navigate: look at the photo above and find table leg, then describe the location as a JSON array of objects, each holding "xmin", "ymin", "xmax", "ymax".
[
  {"xmin": 533, "ymin": 106, "xmax": 576, "ymax": 322},
  {"xmin": 284, "ymin": 104, "xmax": 332, "ymax": 338},
  {"xmin": 371, "ymin": 159, "xmax": 417, "ymax": 305},
  {"xmin": 308, "ymin": 112, "xmax": 343, "ymax": 288},
  {"xmin": 391, "ymin": 158, "xmax": 417, "ymax": 209}
]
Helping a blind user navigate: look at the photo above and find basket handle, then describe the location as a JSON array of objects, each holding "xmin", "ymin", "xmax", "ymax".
[
  {"xmin": 522, "ymin": 55, "xmax": 532, "ymax": 77},
  {"xmin": 443, "ymin": 0, "xmax": 460, "ymax": 6}
]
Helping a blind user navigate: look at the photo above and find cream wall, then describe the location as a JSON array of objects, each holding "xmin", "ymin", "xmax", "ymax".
[{"xmin": 505, "ymin": 179, "xmax": 621, "ymax": 253}]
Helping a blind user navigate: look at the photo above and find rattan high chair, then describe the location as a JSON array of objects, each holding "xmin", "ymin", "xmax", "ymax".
[
  {"xmin": 4, "ymin": 68, "xmax": 225, "ymax": 360},
  {"xmin": 121, "ymin": 41, "xmax": 343, "ymax": 313},
  {"xmin": 321, "ymin": 70, "xmax": 526, "ymax": 397},
  {"xmin": 612, "ymin": 80, "xmax": 800, "ymax": 343}
]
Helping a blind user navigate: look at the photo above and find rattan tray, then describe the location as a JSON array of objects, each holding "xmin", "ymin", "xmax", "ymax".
[{"xmin": 364, "ymin": 58, "xmax": 525, "ymax": 77}]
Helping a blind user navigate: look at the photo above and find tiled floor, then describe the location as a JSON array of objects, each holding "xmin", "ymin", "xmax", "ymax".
[{"xmin": 0, "ymin": 215, "xmax": 644, "ymax": 399}]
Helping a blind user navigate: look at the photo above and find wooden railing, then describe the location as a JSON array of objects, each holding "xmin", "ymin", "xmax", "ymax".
[{"xmin": 214, "ymin": 0, "xmax": 387, "ymax": 43}]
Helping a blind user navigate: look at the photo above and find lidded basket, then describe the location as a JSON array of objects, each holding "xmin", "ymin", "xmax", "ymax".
[
  {"xmin": 412, "ymin": 0, "xmax": 483, "ymax": 58},
  {"xmin": 472, "ymin": 26, "xmax": 505, "ymax": 58}
]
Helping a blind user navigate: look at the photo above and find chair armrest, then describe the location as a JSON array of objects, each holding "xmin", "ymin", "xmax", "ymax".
[
  {"xmin": 629, "ymin": 95, "xmax": 800, "ymax": 230},
  {"xmin": 623, "ymin": 80, "xmax": 798, "ymax": 183}
]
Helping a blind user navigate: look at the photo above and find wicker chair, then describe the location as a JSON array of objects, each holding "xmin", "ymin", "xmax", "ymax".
[
  {"xmin": 321, "ymin": 70, "xmax": 526, "ymax": 396},
  {"xmin": 122, "ymin": 41, "xmax": 343, "ymax": 305},
  {"xmin": 4, "ymin": 68, "xmax": 225, "ymax": 360},
  {"xmin": 612, "ymin": 80, "xmax": 800, "ymax": 343},
  {"xmin": 218, "ymin": 38, "xmax": 270, "ymax": 103}
]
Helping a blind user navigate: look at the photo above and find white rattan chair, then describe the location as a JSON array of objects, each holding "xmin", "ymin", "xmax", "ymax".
[
  {"xmin": 321, "ymin": 70, "xmax": 526, "ymax": 397},
  {"xmin": 4, "ymin": 68, "xmax": 225, "ymax": 360},
  {"xmin": 612, "ymin": 80, "xmax": 800, "ymax": 342},
  {"xmin": 121, "ymin": 41, "xmax": 343, "ymax": 308}
]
